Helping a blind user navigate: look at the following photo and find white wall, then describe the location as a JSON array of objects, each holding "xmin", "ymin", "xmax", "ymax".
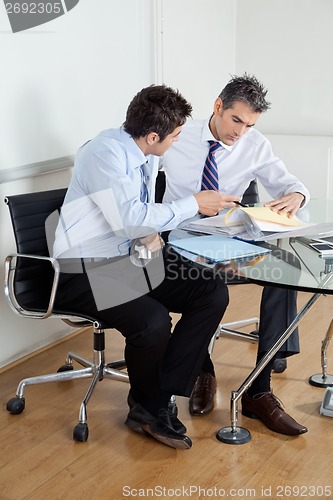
[
  {"xmin": 1, "ymin": 0, "xmax": 333, "ymax": 368},
  {"xmin": 235, "ymin": 0, "xmax": 333, "ymax": 136},
  {"xmin": 159, "ymin": 0, "xmax": 237, "ymax": 117},
  {"xmin": 234, "ymin": 0, "xmax": 333, "ymax": 200},
  {"xmin": 160, "ymin": 0, "xmax": 333, "ymax": 197},
  {"xmin": 0, "ymin": 0, "xmax": 155, "ymax": 171},
  {"xmin": 259, "ymin": 135, "xmax": 333, "ymax": 201},
  {"xmin": 0, "ymin": 0, "xmax": 155, "ymax": 368}
]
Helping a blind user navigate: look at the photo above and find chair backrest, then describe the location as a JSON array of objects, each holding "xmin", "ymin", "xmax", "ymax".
[
  {"xmin": 155, "ymin": 171, "xmax": 166, "ymax": 203},
  {"xmin": 5, "ymin": 188, "xmax": 67, "ymax": 311},
  {"xmin": 241, "ymin": 179, "xmax": 259, "ymax": 205}
]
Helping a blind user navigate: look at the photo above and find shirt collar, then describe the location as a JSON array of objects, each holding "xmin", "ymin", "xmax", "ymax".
[
  {"xmin": 201, "ymin": 119, "xmax": 233, "ymax": 151},
  {"xmin": 120, "ymin": 127, "xmax": 148, "ymax": 168}
]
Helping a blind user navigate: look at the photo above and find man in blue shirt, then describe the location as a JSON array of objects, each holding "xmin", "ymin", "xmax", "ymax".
[{"xmin": 54, "ymin": 84, "xmax": 238, "ymax": 449}]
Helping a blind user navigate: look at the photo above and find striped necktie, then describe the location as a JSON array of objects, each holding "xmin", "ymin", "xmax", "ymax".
[
  {"xmin": 201, "ymin": 141, "xmax": 221, "ymax": 191},
  {"xmin": 140, "ymin": 164, "xmax": 148, "ymax": 202}
]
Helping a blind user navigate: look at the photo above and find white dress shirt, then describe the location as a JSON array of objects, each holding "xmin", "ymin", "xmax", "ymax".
[
  {"xmin": 161, "ymin": 119, "xmax": 310, "ymax": 204},
  {"xmin": 53, "ymin": 127, "xmax": 198, "ymax": 258}
]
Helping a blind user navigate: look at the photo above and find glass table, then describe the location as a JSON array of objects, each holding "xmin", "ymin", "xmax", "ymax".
[{"xmin": 169, "ymin": 199, "xmax": 333, "ymax": 444}]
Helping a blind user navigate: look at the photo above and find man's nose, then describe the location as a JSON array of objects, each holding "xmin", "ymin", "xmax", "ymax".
[{"xmin": 234, "ymin": 124, "xmax": 247, "ymax": 137}]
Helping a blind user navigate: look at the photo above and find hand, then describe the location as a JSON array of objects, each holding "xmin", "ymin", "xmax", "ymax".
[
  {"xmin": 264, "ymin": 192, "xmax": 305, "ymax": 217},
  {"xmin": 139, "ymin": 233, "xmax": 164, "ymax": 253},
  {"xmin": 194, "ymin": 191, "xmax": 240, "ymax": 216}
]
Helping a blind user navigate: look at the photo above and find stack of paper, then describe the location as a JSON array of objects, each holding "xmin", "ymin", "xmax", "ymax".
[
  {"xmin": 183, "ymin": 206, "xmax": 317, "ymax": 241},
  {"xmin": 184, "ymin": 211, "xmax": 243, "ymax": 236}
]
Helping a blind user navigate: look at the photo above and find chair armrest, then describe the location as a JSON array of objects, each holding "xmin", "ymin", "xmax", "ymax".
[{"xmin": 4, "ymin": 253, "xmax": 60, "ymax": 320}]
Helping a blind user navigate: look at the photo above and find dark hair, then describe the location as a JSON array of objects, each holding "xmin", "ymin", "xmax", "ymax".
[
  {"xmin": 219, "ymin": 73, "xmax": 271, "ymax": 113},
  {"xmin": 123, "ymin": 84, "xmax": 192, "ymax": 141}
]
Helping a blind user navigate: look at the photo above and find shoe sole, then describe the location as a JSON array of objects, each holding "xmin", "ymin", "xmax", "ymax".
[
  {"xmin": 125, "ymin": 417, "xmax": 191, "ymax": 447},
  {"xmin": 142, "ymin": 424, "xmax": 192, "ymax": 450},
  {"xmin": 125, "ymin": 416, "xmax": 148, "ymax": 436}
]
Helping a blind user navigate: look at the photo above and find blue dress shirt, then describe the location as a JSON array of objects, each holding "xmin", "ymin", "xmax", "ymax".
[{"xmin": 53, "ymin": 127, "xmax": 198, "ymax": 258}]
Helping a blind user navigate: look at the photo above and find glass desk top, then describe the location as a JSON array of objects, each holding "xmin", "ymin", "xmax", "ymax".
[{"xmin": 169, "ymin": 199, "xmax": 333, "ymax": 295}]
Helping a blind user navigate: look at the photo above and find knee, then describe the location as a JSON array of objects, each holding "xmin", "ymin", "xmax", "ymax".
[
  {"xmin": 208, "ymin": 278, "xmax": 229, "ymax": 312},
  {"xmin": 126, "ymin": 308, "xmax": 171, "ymax": 349}
]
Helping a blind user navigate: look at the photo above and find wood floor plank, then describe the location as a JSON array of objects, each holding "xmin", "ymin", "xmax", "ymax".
[{"xmin": 0, "ymin": 286, "xmax": 333, "ymax": 499}]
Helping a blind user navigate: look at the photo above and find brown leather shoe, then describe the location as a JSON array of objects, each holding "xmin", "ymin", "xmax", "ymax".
[
  {"xmin": 241, "ymin": 391, "xmax": 308, "ymax": 436},
  {"xmin": 189, "ymin": 372, "xmax": 216, "ymax": 416}
]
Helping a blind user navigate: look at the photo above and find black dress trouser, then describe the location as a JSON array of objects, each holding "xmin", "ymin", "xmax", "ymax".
[
  {"xmin": 257, "ymin": 285, "xmax": 299, "ymax": 357},
  {"xmin": 55, "ymin": 250, "xmax": 229, "ymax": 407}
]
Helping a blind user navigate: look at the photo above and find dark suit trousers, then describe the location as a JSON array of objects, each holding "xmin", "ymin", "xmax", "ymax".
[
  {"xmin": 55, "ymin": 252, "xmax": 229, "ymax": 407},
  {"xmin": 258, "ymin": 285, "xmax": 299, "ymax": 358}
]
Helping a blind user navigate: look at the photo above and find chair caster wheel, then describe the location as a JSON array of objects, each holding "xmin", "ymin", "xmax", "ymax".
[
  {"xmin": 57, "ymin": 364, "xmax": 74, "ymax": 373},
  {"xmin": 250, "ymin": 330, "xmax": 259, "ymax": 341},
  {"xmin": 273, "ymin": 358, "xmax": 287, "ymax": 373},
  {"xmin": 7, "ymin": 396, "xmax": 25, "ymax": 415},
  {"xmin": 73, "ymin": 423, "xmax": 89, "ymax": 442}
]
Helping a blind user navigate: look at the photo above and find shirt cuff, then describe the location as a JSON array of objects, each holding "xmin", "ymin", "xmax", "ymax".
[{"xmin": 173, "ymin": 195, "xmax": 199, "ymax": 223}]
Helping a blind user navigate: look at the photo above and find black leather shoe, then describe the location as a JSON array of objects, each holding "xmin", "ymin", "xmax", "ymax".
[
  {"xmin": 189, "ymin": 372, "xmax": 216, "ymax": 416},
  {"xmin": 241, "ymin": 390, "xmax": 308, "ymax": 436},
  {"xmin": 127, "ymin": 391, "xmax": 186, "ymax": 434},
  {"xmin": 125, "ymin": 404, "xmax": 192, "ymax": 449}
]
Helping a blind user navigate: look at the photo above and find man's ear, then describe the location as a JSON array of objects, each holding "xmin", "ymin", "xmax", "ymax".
[
  {"xmin": 146, "ymin": 132, "xmax": 160, "ymax": 145},
  {"xmin": 214, "ymin": 97, "xmax": 223, "ymax": 114}
]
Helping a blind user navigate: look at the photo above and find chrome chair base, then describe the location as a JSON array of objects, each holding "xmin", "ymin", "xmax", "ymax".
[
  {"xmin": 7, "ymin": 330, "xmax": 129, "ymax": 442},
  {"xmin": 209, "ymin": 317, "xmax": 259, "ymax": 355}
]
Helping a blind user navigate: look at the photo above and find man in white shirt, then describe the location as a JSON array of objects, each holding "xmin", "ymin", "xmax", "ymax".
[
  {"xmin": 161, "ymin": 74, "xmax": 309, "ymax": 436},
  {"xmin": 53, "ymin": 84, "xmax": 240, "ymax": 450}
]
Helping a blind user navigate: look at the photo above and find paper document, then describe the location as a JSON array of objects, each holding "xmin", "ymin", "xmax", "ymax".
[
  {"xmin": 184, "ymin": 212, "xmax": 243, "ymax": 236},
  {"xmin": 241, "ymin": 206, "xmax": 303, "ymax": 226},
  {"xmin": 183, "ymin": 206, "xmax": 317, "ymax": 241},
  {"xmin": 170, "ymin": 234, "xmax": 271, "ymax": 263},
  {"xmin": 238, "ymin": 206, "xmax": 304, "ymax": 231}
]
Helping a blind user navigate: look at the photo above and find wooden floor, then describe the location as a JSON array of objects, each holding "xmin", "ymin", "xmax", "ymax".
[{"xmin": 1, "ymin": 285, "xmax": 333, "ymax": 500}]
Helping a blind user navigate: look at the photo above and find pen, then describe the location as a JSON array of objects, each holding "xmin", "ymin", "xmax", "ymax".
[{"xmin": 234, "ymin": 201, "xmax": 248, "ymax": 208}]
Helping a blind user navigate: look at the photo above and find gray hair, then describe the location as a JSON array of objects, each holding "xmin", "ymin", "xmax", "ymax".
[{"xmin": 219, "ymin": 73, "xmax": 271, "ymax": 113}]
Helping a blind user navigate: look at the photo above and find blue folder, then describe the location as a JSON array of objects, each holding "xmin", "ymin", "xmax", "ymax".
[{"xmin": 170, "ymin": 234, "xmax": 271, "ymax": 263}]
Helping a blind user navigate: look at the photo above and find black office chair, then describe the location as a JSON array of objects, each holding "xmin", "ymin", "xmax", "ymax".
[
  {"xmin": 156, "ymin": 172, "xmax": 286, "ymax": 373},
  {"xmin": 4, "ymin": 188, "xmax": 129, "ymax": 442}
]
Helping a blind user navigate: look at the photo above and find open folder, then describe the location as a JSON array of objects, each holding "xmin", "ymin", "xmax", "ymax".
[
  {"xmin": 237, "ymin": 206, "xmax": 304, "ymax": 232},
  {"xmin": 184, "ymin": 206, "xmax": 317, "ymax": 241},
  {"xmin": 170, "ymin": 234, "xmax": 271, "ymax": 263}
]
